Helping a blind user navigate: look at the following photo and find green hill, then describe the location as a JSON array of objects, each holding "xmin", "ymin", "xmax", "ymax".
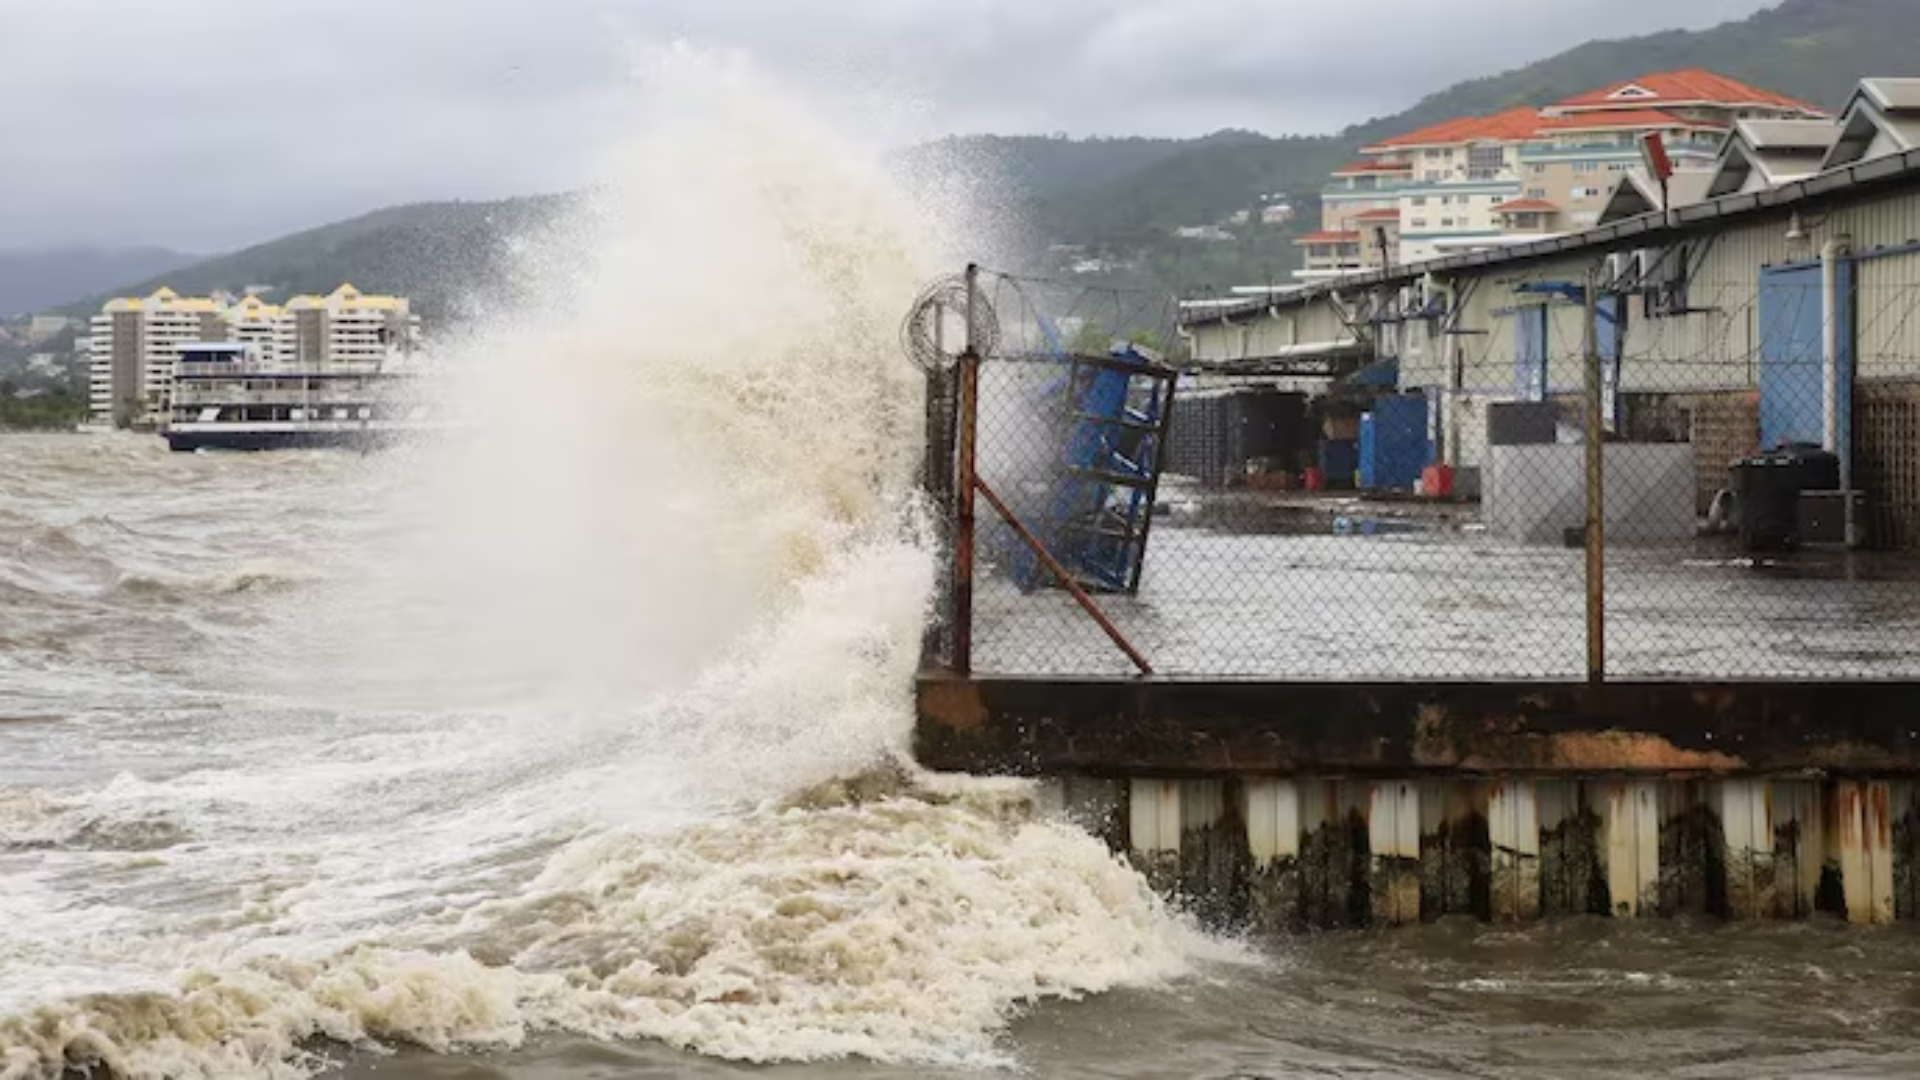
[
  {"xmin": 1345, "ymin": 0, "xmax": 1916, "ymax": 146},
  {"xmin": 1037, "ymin": 0, "xmax": 1917, "ymax": 261},
  {"xmin": 65, "ymin": 0, "xmax": 1919, "ymax": 317},
  {"xmin": 64, "ymin": 196, "xmax": 574, "ymax": 323}
]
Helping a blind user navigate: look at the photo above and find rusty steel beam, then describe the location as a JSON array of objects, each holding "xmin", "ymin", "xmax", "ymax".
[
  {"xmin": 914, "ymin": 675, "xmax": 1920, "ymax": 778},
  {"xmin": 950, "ymin": 265, "xmax": 986, "ymax": 675},
  {"xmin": 951, "ymin": 357, "xmax": 979, "ymax": 675},
  {"xmin": 1582, "ymin": 268, "xmax": 1606, "ymax": 688},
  {"xmin": 973, "ymin": 476, "xmax": 1154, "ymax": 676}
]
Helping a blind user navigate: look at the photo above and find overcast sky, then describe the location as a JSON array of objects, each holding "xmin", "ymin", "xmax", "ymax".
[{"xmin": 0, "ymin": 0, "xmax": 1779, "ymax": 253}]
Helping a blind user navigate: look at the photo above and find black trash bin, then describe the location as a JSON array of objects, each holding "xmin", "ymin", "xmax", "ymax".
[{"xmin": 1731, "ymin": 443, "xmax": 1840, "ymax": 553}]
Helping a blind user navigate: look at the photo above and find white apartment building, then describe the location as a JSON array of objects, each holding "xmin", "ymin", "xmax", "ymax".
[
  {"xmin": 226, "ymin": 294, "xmax": 282, "ymax": 359},
  {"xmin": 87, "ymin": 283, "xmax": 419, "ymax": 427},
  {"xmin": 1306, "ymin": 70, "xmax": 1828, "ymax": 276},
  {"xmin": 273, "ymin": 284, "xmax": 417, "ymax": 371},
  {"xmin": 87, "ymin": 288, "xmax": 225, "ymax": 427}
]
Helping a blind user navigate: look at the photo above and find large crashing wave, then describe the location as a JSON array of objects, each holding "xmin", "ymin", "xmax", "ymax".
[{"xmin": 0, "ymin": 47, "xmax": 1219, "ymax": 1080}]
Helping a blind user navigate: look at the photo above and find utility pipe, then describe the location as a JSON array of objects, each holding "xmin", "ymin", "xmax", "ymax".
[{"xmin": 1821, "ymin": 236, "xmax": 1856, "ymax": 548}]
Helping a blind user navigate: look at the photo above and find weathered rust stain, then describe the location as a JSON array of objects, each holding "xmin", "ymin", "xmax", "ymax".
[
  {"xmin": 1795, "ymin": 742, "xmax": 1913, "ymax": 773},
  {"xmin": 1835, "ymin": 784, "xmax": 1863, "ymax": 848},
  {"xmin": 1411, "ymin": 703, "xmax": 1463, "ymax": 767},
  {"xmin": 1871, "ymin": 783, "xmax": 1894, "ymax": 848},
  {"xmin": 917, "ymin": 677, "xmax": 987, "ymax": 732},
  {"xmin": 1429, "ymin": 730, "xmax": 1746, "ymax": 773},
  {"xmin": 914, "ymin": 678, "xmax": 1920, "ymax": 778}
]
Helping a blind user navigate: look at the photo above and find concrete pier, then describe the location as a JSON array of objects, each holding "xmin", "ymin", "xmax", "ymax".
[{"xmin": 930, "ymin": 675, "xmax": 1920, "ymax": 928}]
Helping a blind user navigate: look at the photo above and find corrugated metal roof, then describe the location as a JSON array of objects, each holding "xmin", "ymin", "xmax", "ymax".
[
  {"xmin": 1733, "ymin": 118, "xmax": 1841, "ymax": 151},
  {"xmin": 1863, "ymin": 78, "xmax": 1920, "ymax": 113}
]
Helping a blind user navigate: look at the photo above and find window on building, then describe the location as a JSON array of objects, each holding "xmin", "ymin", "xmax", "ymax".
[
  {"xmin": 1425, "ymin": 171, "xmax": 1442, "ymax": 182},
  {"xmin": 1411, "ymin": 218, "xmax": 1428, "ymax": 228},
  {"xmin": 1527, "ymin": 187, "xmax": 1547, "ymax": 200},
  {"xmin": 1440, "ymin": 217, "xmax": 1455, "ymax": 228},
  {"xmin": 1411, "ymin": 196, "xmax": 1428, "ymax": 206},
  {"xmin": 1467, "ymin": 144, "xmax": 1506, "ymax": 180}
]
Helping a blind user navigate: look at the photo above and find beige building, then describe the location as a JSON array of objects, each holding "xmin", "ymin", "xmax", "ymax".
[
  {"xmin": 1305, "ymin": 70, "xmax": 1826, "ymax": 275},
  {"xmin": 87, "ymin": 283, "xmax": 419, "ymax": 427},
  {"xmin": 273, "ymin": 284, "xmax": 417, "ymax": 370},
  {"xmin": 87, "ymin": 288, "xmax": 225, "ymax": 427}
]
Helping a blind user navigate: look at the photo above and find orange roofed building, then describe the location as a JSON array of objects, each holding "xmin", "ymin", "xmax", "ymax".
[{"xmin": 1304, "ymin": 69, "xmax": 1826, "ymax": 279}]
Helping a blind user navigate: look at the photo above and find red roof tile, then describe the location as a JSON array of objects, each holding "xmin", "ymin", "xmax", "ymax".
[
  {"xmin": 1362, "ymin": 106, "xmax": 1543, "ymax": 150},
  {"xmin": 1351, "ymin": 208, "xmax": 1403, "ymax": 220},
  {"xmin": 1550, "ymin": 70, "xmax": 1823, "ymax": 115},
  {"xmin": 1492, "ymin": 199, "xmax": 1560, "ymax": 213},
  {"xmin": 1534, "ymin": 109, "xmax": 1727, "ymax": 132},
  {"xmin": 1295, "ymin": 230, "xmax": 1360, "ymax": 244}
]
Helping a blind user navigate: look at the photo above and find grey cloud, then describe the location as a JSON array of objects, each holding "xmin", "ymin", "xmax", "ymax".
[{"xmin": 0, "ymin": 0, "xmax": 1776, "ymax": 251}]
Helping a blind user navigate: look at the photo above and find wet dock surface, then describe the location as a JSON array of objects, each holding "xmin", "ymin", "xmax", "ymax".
[{"xmin": 971, "ymin": 490, "xmax": 1920, "ymax": 679}]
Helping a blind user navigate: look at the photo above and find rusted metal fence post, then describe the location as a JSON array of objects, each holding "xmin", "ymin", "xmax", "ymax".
[
  {"xmin": 921, "ymin": 331, "xmax": 956, "ymax": 671},
  {"xmin": 952, "ymin": 264, "xmax": 981, "ymax": 676},
  {"xmin": 1583, "ymin": 266, "xmax": 1606, "ymax": 687}
]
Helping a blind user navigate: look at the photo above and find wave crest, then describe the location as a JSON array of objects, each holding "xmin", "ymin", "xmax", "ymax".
[{"xmin": 2, "ymin": 789, "xmax": 1207, "ymax": 1078}]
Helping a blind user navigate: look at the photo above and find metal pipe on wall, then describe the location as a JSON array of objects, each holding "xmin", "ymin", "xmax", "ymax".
[{"xmin": 1820, "ymin": 236, "xmax": 1857, "ymax": 548}]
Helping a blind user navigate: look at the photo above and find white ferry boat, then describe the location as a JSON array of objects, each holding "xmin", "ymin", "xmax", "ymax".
[{"xmin": 162, "ymin": 343, "xmax": 437, "ymax": 452}]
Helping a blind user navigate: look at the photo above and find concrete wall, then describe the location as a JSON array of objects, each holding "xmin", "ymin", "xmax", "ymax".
[
  {"xmin": 1485, "ymin": 443, "xmax": 1697, "ymax": 545},
  {"xmin": 1517, "ymin": 154, "xmax": 1645, "ymax": 229}
]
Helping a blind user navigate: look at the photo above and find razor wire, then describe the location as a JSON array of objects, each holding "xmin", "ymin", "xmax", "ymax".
[{"xmin": 901, "ymin": 274, "xmax": 1001, "ymax": 373}]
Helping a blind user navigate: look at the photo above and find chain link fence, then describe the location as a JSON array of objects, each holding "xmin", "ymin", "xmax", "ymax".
[{"xmin": 917, "ymin": 260, "xmax": 1920, "ymax": 680}]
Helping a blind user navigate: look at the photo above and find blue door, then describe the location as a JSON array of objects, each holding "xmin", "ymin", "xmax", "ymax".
[
  {"xmin": 1758, "ymin": 263, "xmax": 1850, "ymax": 451},
  {"xmin": 1514, "ymin": 305, "xmax": 1548, "ymax": 401},
  {"xmin": 1597, "ymin": 295, "xmax": 1623, "ymax": 432}
]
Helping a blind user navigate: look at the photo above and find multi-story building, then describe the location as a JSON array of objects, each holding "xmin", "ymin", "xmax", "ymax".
[
  {"xmin": 1303, "ymin": 70, "xmax": 1827, "ymax": 275},
  {"xmin": 87, "ymin": 283, "xmax": 419, "ymax": 427},
  {"xmin": 272, "ymin": 284, "xmax": 416, "ymax": 371},
  {"xmin": 87, "ymin": 288, "xmax": 225, "ymax": 427},
  {"xmin": 226, "ymin": 293, "xmax": 282, "ymax": 360}
]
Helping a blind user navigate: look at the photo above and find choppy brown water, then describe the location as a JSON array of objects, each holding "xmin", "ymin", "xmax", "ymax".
[
  {"xmin": 331, "ymin": 920, "xmax": 1920, "ymax": 1080},
  {"xmin": 8, "ymin": 435, "xmax": 1920, "ymax": 1079}
]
